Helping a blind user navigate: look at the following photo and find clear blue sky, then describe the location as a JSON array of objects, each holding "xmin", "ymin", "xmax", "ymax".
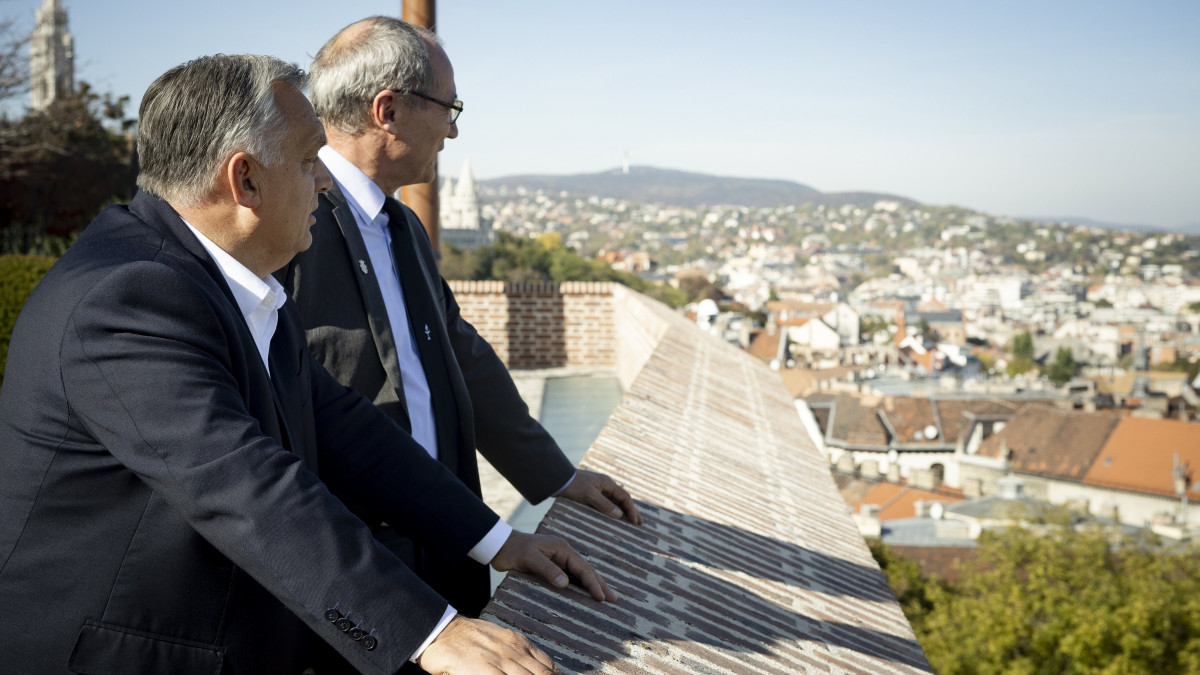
[{"xmin": 5, "ymin": 0, "xmax": 1198, "ymax": 228}]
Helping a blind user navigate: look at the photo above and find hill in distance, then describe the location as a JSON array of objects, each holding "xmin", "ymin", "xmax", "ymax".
[
  {"xmin": 1022, "ymin": 215, "xmax": 1192, "ymax": 235},
  {"xmin": 481, "ymin": 166, "xmax": 917, "ymax": 210}
]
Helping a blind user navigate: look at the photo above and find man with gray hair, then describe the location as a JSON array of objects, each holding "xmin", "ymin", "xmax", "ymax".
[
  {"xmin": 281, "ymin": 15, "xmax": 642, "ymax": 620},
  {"xmin": 0, "ymin": 53, "xmax": 611, "ymax": 674}
]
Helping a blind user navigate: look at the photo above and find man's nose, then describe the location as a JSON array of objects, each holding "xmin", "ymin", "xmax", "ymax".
[
  {"xmin": 315, "ymin": 158, "xmax": 332, "ymax": 193},
  {"xmin": 447, "ymin": 120, "xmax": 459, "ymax": 140}
]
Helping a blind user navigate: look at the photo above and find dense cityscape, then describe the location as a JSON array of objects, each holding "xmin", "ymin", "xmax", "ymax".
[{"xmin": 476, "ymin": 177, "xmax": 1200, "ymax": 373}]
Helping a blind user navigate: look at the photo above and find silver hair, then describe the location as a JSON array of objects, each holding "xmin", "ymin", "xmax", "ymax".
[
  {"xmin": 310, "ymin": 16, "xmax": 441, "ymax": 135},
  {"xmin": 136, "ymin": 54, "xmax": 307, "ymax": 207}
]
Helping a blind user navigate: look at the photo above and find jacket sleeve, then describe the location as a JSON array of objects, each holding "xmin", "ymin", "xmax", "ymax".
[
  {"xmin": 60, "ymin": 261, "xmax": 495, "ymax": 674},
  {"xmin": 435, "ymin": 269, "xmax": 577, "ymax": 504}
]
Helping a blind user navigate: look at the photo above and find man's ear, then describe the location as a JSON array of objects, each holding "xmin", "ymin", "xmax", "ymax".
[
  {"xmin": 227, "ymin": 152, "xmax": 261, "ymax": 209},
  {"xmin": 372, "ymin": 89, "xmax": 401, "ymax": 134}
]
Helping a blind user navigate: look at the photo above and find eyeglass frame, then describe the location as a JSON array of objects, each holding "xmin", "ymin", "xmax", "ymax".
[{"xmin": 393, "ymin": 89, "xmax": 463, "ymax": 123}]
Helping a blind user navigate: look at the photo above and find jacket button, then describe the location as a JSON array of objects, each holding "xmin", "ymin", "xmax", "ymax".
[
  {"xmin": 336, "ymin": 618, "xmax": 353, "ymax": 632},
  {"xmin": 362, "ymin": 635, "xmax": 378, "ymax": 651},
  {"xmin": 349, "ymin": 627, "xmax": 365, "ymax": 641},
  {"xmin": 324, "ymin": 609, "xmax": 341, "ymax": 623}
]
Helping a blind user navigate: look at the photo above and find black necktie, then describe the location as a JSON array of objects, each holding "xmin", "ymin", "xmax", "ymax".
[
  {"xmin": 383, "ymin": 197, "xmax": 489, "ymax": 618},
  {"xmin": 382, "ymin": 197, "xmax": 460, "ymax": 473}
]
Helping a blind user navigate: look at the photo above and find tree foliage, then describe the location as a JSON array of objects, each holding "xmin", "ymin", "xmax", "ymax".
[
  {"xmin": 0, "ymin": 254, "xmax": 54, "ymax": 383},
  {"xmin": 0, "ymin": 81, "xmax": 137, "ymax": 254},
  {"xmin": 1011, "ymin": 331, "xmax": 1035, "ymax": 361},
  {"xmin": 675, "ymin": 269, "xmax": 721, "ymax": 303},
  {"xmin": 859, "ymin": 313, "xmax": 890, "ymax": 343},
  {"xmin": 872, "ymin": 527, "xmax": 1200, "ymax": 674},
  {"xmin": 1047, "ymin": 346, "xmax": 1077, "ymax": 387},
  {"xmin": 441, "ymin": 231, "xmax": 687, "ymax": 307},
  {"xmin": 0, "ymin": 11, "xmax": 28, "ymax": 104},
  {"xmin": 1005, "ymin": 331, "xmax": 1038, "ymax": 378}
]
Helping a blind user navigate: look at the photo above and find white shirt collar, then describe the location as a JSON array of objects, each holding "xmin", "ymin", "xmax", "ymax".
[
  {"xmin": 182, "ymin": 219, "xmax": 286, "ymax": 373},
  {"xmin": 319, "ymin": 145, "xmax": 388, "ymax": 226}
]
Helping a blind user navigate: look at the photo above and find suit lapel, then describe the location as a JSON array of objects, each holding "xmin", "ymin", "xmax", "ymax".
[
  {"xmin": 321, "ymin": 187, "xmax": 413, "ymax": 432},
  {"xmin": 384, "ymin": 198, "xmax": 462, "ymax": 476}
]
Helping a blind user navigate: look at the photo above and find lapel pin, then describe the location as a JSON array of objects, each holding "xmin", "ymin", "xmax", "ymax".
[
  {"xmin": 424, "ymin": 324, "xmax": 432, "ymax": 341},
  {"xmin": 358, "ymin": 259, "xmax": 369, "ymax": 274}
]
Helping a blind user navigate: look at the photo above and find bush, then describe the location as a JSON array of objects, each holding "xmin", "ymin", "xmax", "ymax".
[{"xmin": 0, "ymin": 254, "xmax": 55, "ymax": 383}]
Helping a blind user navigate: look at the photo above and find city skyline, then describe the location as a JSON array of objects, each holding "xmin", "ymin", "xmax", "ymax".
[{"xmin": 3, "ymin": 0, "xmax": 1197, "ymax": 229}]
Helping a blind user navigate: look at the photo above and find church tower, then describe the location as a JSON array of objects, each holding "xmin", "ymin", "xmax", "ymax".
[
  {"xmin": 439, "ymin": 159, "xmax": 494, "ymax": 250},
  {"xmin": 29, "ymin": 0, "xmax": 74, "ymax": 111}
]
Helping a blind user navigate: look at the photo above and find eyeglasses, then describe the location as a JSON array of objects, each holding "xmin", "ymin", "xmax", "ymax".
[{"xmin": 396, "ymin": 90, "xmax": 463, "ymax": 123}]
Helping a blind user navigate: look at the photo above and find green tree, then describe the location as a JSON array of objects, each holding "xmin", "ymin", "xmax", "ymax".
[
  {"xmin": 859, "ymin": 314, "xmax": 890, "ymax": 343},
  {"xmin": 1005, "ymin": 357, "xmax": 1036, "ymax": 378},
  {"xmin": 976, "ymin": 352, "xmax": 998, "ymax": 376},
  {"xmin": 439, "ymin": 231, "xmax": 688, "ymax": 307},
  {"xmin": 908, "ymin": 526, "xmax": 1200, "ymax": 674},
  {"xmin": 0, "ymin": 81, "xmax": 137, "ymax": 254},
  {"xmin": 868, "ymin": 539, "xmax": 941, "ymax": 626},
  {"xmin": 1046, "ymin": 346, "xmax": 1077, "ymax": 387},
  {"xmin": 675, "ymin": 270, "xmax": 720, "ymax": 303},
  {"xmin": 1011, "ymin": 331, "xmax": 1035, "ymax": 361},
  {"xmin": 916, "ymin": 318, "xmax": 935, "ymax": 342}
]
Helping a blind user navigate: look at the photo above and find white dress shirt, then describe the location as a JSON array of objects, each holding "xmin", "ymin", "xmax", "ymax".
[
  {"xmin": 183, "ymin": 221, "xmax": 286, "ymax": 373},
  {"xmin": 317, "ymin": 146, "xmax": 439, "ymax": 460}
]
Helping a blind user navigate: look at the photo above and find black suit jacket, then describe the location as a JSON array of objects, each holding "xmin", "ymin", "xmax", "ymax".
[
  {"xmin": 0, "ymin": 191, "xmax": 500, "ymax": 674},
  {"xmin": 278, "ymin": 184, "xmax": 575, "ymax": 615}
]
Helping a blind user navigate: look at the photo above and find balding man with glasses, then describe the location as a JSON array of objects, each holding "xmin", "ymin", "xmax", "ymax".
[{"xmin": 278, "ymin": 16, "xmax": 643, "ymax": 623}]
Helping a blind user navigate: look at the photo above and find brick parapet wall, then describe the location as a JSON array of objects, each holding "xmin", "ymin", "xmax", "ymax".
[
  {"xmin": 481, "ymin": 288, "xmax": 934, "ymax": 673},
  {"xmin": 448, "ymin": 281, "xmax": 616, "ymax": 369}
]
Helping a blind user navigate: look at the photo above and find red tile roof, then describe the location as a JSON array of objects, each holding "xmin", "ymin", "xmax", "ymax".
[
  {"xmin": 746, "ymin": 328, "xmax": 780, "ymax": 361},
  {"xmin": 858, "ymin": 482, "xmax": 966, "ymax": 521},
  {"xmin": 976, "ymin": 405, "xmax": 1122, "ymax": 480},
  {"xmin": 1082, "ymin": 417, "xmax": 1200, "ymax": 499}
]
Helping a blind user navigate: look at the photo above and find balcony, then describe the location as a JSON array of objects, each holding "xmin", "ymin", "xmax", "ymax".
[{"xmin": 451, "ymin": 281, "xmax": 932, "ymax": 673}]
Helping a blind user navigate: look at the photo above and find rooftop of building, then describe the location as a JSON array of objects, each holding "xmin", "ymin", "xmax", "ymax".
[
  {"xmin": 454, "ymin": 281, "xmax": 933, "ymax": 673},
  {"xmin": 976, "ymin": 405, "xmax": 1123, "ymax": 481}
]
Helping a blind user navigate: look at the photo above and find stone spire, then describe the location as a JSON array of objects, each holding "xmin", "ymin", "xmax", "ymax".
[
  {"xmin": 29, "ymin": 0, "xmax": 74, "ymax": 111},
  {"xmin": 438, "ymin": 159, "xmax": 494, "ymax": 249},
  {"xmin": 454, "ymin": 157, "xmax": 477, "ymax": 211}
]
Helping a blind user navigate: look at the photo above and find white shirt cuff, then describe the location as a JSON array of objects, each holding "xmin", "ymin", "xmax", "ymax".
[
  {"xmin": 410, "ymin": 605, "xmax": 457, "ymax": 662},
  {"xmin": 553, "ymin": 470, "xmax": 578, "ymax": 497},
  {"xmin": 467, "ymin": 518, "xmax": 513, "ymax": 564}
]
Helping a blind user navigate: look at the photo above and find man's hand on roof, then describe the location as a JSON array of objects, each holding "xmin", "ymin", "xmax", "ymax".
[
  {"xmin": 556, "ymin": 469, "xmax": 643, "ymax": 525},
  {"xmin": 417, "ymin": 616, "xmax": 560, "ymax": 674},
  {"xmin": 490, "ymin": 531, "xmax": 617, "ymax": 603}
]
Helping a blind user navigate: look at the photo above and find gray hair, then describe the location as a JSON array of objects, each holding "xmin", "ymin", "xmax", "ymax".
[
  {"xmin": 310, "ymin": 16, "xmax": 440, "ymax": 135},
  {"xmin": 136, "ymin": 54, "xmax": 307, "ymax": 207}
]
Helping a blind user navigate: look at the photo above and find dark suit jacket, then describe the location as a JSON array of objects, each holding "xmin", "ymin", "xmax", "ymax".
[
  {"xmin": 278, "ymin": 184, "xmax": 575, "ymax": 615},
  {"xmin": 0, "ymin": 191, "xmax": 500, "ymax": 674}
]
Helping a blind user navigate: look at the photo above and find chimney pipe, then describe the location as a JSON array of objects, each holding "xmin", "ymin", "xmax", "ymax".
[{"xmin": 401, "ymin": 0, "xmax": 441, "ymax": 256}]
